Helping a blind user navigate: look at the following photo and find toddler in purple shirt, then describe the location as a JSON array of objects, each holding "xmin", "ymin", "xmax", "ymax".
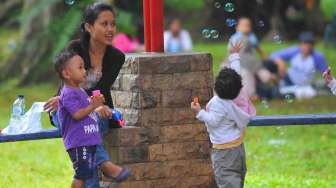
[{"xmin": 54, "ymin": 50, "xmax": 104, "ymax": 188}]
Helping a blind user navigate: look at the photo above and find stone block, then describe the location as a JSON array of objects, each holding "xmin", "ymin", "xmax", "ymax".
[
  {"xmin": 106, "ymin": 124, "xmax": 208, "ymax": 147},
  {"xmin": 138, "ymin": 56, "xmax": 191, "ymax": 74},
  {"xmin": 137, "ymin": 74, "xmax": 174, "ymax": 91},
  {"xmin": 149, "ymin": 141, "xmax": 210, "ymax": 161},
  {"xmin": 173, "ymin": 72, "xmax": 214, "ymax": 90},
  {"xmin": 109, "ymin": 176, "xmax": 212, "ymax": 188},
  {"xmin": 161, "ymin": 89, "xmax": 191, "ymax": 108},
  {"xmin": 124, "ymin": 159, "xmax": 212, "ymax": 181},
  {"xmin": 159, "ymin": 124, "xmax": 208, "ymax": 143},
  {"xmin": 109, "ymin": 145, "xmax": 149, "ymax": 164},
  {"xmin": 105, "ymin": 126, "xmax": 159, "ymax": 147},
  {"xmin": 119, "ymin": 56, "xmax": 139, "ymax": 74}
]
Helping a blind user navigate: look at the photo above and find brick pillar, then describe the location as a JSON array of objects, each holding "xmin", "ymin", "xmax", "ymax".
[{"xmin": 105, "ymin": 53, "xmax": 214, "ymax": 188}]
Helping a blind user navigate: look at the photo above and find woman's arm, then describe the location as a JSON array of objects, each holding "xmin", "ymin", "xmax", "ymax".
[{"xmin": 44, "ymin": 96, "xmax": 60, "ymax": 112}]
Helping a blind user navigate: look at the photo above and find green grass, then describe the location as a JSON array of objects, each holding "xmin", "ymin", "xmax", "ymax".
[{"xmin": 1, "ymin": 42, "xmax": 336, "ymax": 187}]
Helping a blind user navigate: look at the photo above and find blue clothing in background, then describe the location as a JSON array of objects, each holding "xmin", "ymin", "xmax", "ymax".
[{"xmin": 270, "ymin": 46, "xmax": 328, "ymax": 85}]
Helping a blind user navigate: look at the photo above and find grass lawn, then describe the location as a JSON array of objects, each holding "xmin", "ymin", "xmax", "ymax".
[{"xmin": 0, "ymin": 42, "xmax": 336, "ymax": 187}]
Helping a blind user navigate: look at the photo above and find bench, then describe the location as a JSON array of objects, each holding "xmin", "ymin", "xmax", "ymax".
[{"xmin": 1, "ymin": 113, "xmax": 336, "ymax": 143}]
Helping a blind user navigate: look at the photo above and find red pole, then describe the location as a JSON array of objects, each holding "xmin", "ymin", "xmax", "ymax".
[
  {"xmin": 143, "ymin": 0, "xmax": 151, "ymax": 52},
  {"xmin": 149, "ymin": 0, "xmax": 164, "ymax": 52}
]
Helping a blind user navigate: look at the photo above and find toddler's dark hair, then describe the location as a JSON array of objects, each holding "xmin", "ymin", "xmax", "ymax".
[
  {"xmin": 54, "ymin": 50, "xmax": 77, "ymax": 79},
  {"xmin": 215, "ymin": 68, "xmax": 242, "ymax": 99}
]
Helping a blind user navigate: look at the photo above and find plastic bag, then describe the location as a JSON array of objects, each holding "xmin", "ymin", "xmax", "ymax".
[{"xmin": 2, "ymin": 102, "xmax": 46, "ymax": 135}]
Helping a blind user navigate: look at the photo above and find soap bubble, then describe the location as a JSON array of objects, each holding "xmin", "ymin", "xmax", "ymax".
[
  {"xmin": 261, "ymin": 98, "xmax": 269, "ymax": 109},
  {"xmin": 65, "ymin": 0, "xmax": 75, "ymax": 5},
  {"xmin": 273, "ymin": 35, "xmax": 282, "ymax": 44},
  {"xmin": 201, "ymin": 29, "xmax": 211, "ymax": 39},
  {"xmin": 284, "ymin": 94, "xmax": 294, "ymax": 103},
  {"xmin": 258, "ymin": 20, "xmax": 265, "ymax": 27},
  {"xmin": 210, "ymin": 29, "xmax": 219, "ymax": 39},
  {"xmin": 214, "ymin": 2, "xmax": 221, "ymax": 8},
  {"xmin": 224, "ymin": 3, "xmax": 235, "ymax": 12},
  {"xmin": 226, "ymin": 18, "xmax": 237, "ymax": 27}
]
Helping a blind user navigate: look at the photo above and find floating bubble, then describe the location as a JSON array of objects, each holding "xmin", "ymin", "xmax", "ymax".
[
  {"xmin": 273, "ymin": 35, "xmax": 282, "ymax": 44},
  {"xmin": 214, "ymin": 2, "xmax": 221, "ymax": 8},
  {"xmin": 65, "ymin": 0, "xmax": 75, "ymax": 5},
  {"xmin": 201, "ymin": 29, "xmax": 211, "ymax": 39},
  {"xmin": 226, "ymin": 18, "xmax": 237, "ymax": 27},
  {"xmin": 261, "ymin": 98, "xmax": 269, "ymax": 109},
  {"xmin": 284, "ymin": 94, "xmax": 294, "ymax": 103},
  {"xmin": 224, "ymin": 3, "xmax": 235, "ymax": 12},
  {"xmin": 210, "ymin": 29, "xmax": 219, "ymax": 39},
  {"xmin": 258, "ymin": 20, "xmax": 265, "ymax": 27}
]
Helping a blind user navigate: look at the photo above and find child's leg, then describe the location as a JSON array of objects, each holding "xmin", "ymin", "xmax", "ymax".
[
  {"xmin": 71, "ymin": 179, "xmax": 84, "ymax": 188},
  {"xmin": 85, "ymin": 144, "xmax": 126, "ymax": 187},
  {"xmin": 67, "ymin": 146, "xmax": 97, "ymax": 188},
  {"xmin": 100, "ymin": 160, "xmax": 122, "ymax": 177},
  {"xmin": 211, "ymin": 145, "xmax": 246, "ymax": 188}
]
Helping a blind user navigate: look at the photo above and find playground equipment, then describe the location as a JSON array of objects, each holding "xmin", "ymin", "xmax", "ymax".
[{"xmin": 1, "ymin": 113, "xmax": 336, "ymax": 143}]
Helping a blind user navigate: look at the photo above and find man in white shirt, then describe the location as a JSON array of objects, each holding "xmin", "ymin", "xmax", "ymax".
[{"xmin": 164, "ymin": 18, "xmax": 192, "ymax": 53}]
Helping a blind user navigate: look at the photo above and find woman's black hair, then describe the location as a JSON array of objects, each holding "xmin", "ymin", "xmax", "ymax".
[
  {"xmin": 215, "ymin": 68, "xmax": 242, "ymax": 100},
  {"xmin": 80, "ymin": 3, "xmax": 116, "ymax": 50}
]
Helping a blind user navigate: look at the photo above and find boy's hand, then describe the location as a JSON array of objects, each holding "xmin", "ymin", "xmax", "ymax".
[
  {"xmin": 90, "ymin": 94, "xmax": 105, "ymax": 108},
  {"xmin": 229, "ymin": 41, "xmax": 243, "ymax": 54},
  {"xmin": 323, "ymin": 67, "xmax": 333, "ymax": 84},
  {"xmin": 191, "ymin": 101, "xmax": 201, "ymax": 113},
  {"xmin": 95, "ymin": 105, "xmax": 112, "ymax": 119}
]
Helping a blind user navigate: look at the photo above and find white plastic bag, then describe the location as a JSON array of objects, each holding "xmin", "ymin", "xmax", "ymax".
[{"xmin": 2, "ymin": 102, "xmax": 45, "ymax": 135}]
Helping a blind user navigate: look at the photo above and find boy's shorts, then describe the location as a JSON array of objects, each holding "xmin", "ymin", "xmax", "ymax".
[
  {"xmin": 67, "ymin": 145, "xmax": 97, "ymax": 180},
  {"xmin": 211, "ymin": 144, "xmax": 246, "ymax": 188}
]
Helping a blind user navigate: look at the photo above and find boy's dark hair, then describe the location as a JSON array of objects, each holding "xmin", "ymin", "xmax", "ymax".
[
  {"xmin": 215, "ymin": 68, "xmax": 242, "ymax": 100},
  {"xmin": 54, "ymin": 50, "xmax": 77, "ymax": 79},
  {"xmin": 299, "ymin": 31, "xmax": 315, "ymax": 44}
]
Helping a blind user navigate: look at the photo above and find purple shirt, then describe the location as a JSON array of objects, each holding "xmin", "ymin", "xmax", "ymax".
[{"xmin": 59, "ymin": 86, "xmax": 102, "ymax": 150}]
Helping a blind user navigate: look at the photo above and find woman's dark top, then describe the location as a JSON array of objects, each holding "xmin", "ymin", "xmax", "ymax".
[{"xmin": 64, "ymin": 39, "xmax": 125, "ymax": 127}]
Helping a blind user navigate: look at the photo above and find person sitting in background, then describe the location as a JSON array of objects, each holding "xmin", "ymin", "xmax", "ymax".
[
  {"xmin": 225, "ymin": 17, "xmax": 278, "ymax": 100},
  {"xmin": 112, "ymin": 32, "xmax": 142, "ymax": 53},
  {"xmin": 164, "ymin": 18, "xmax": 193, "ymax": 53},
  {"xmin": 270, "ymin": 31, "xmax": 329, "ymax": 99}
]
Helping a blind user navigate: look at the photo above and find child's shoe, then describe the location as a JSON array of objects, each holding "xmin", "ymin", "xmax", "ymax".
[{"xmin": 114, "ymin": 168, "xmax": 131, "ymax": 183}]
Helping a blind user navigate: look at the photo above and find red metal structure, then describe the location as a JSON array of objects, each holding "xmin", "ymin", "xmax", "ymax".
[{"xmin": 143, "ymin": 0, "xmax": 164, "ymax": 52}]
